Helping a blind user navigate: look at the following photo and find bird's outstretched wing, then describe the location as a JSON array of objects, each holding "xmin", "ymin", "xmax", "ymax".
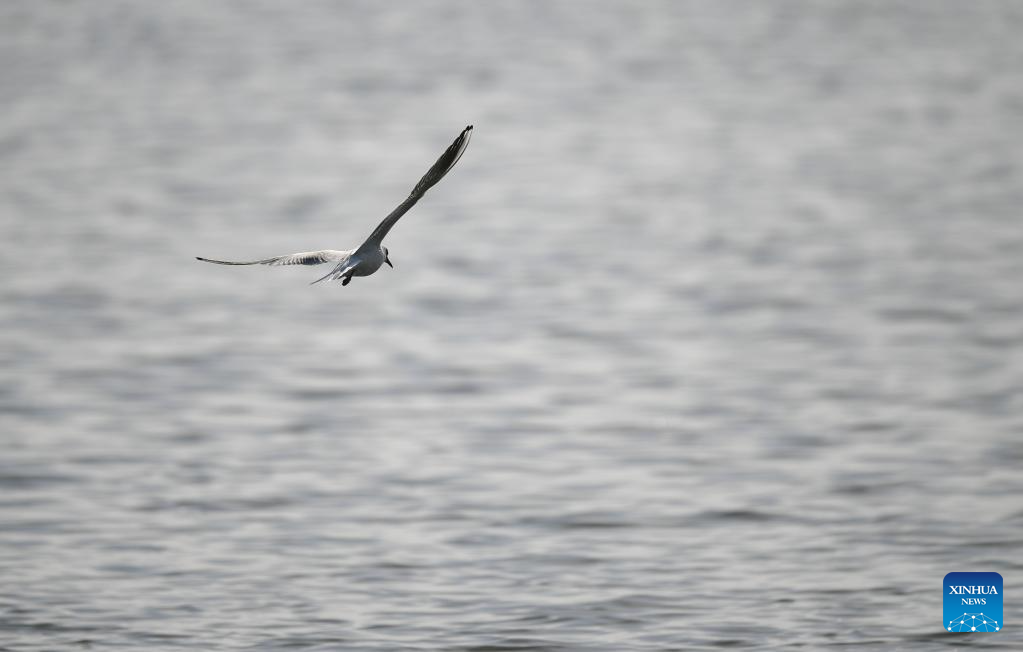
[
  {"xmin": 196, "ymin": 250, "xmax": 346, "ymax": 266},
  {"xmin": 360, "ymin": 125, "xmax": 472, "ymax": 249}
]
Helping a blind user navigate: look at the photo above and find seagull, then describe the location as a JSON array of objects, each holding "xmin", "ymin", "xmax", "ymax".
[{"xmin": 197, "ymin": 125, "xmax": 472, "ymax": 286}]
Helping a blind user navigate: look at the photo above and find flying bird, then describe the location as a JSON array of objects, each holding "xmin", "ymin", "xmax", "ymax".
[{"xmin": 197, "ymin": 125, "xmax": 473, "ymax": 286}]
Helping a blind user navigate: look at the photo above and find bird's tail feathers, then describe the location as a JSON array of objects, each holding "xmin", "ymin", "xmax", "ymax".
[{"xmin": 310, "ymin": 262, "xmax": 356, "ymax": 285}]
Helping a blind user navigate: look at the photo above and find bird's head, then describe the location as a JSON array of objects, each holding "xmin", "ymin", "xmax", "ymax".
[{"xmin": 383, "ymin": 246, "xmax": 393, "ymax": 268}]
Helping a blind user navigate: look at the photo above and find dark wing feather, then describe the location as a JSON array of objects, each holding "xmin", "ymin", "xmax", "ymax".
[{"xmin": 360, "ymin": 125, "xmax": 472, "ymax": 248}]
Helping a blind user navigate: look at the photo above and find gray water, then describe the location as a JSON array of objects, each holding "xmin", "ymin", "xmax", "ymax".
[{"xmin": 2, "ymin": 2, "xmax": 1023, "ymax": 650}]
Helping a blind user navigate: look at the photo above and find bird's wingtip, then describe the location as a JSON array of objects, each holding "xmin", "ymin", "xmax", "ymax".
[{"xmin": 465, "ymin": 124, "xmax": 473, "ymax": 131}]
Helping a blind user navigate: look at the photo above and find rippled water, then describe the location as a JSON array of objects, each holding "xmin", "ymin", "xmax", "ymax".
[{"xmin": 3, "ymin": 1, "xmax": 1023, "ymax": 649}]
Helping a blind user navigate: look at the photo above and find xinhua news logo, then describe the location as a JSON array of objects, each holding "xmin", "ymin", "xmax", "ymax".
[{"xmin": 944, "ymin": 572, "xmax": 1002, "ymax": 633}]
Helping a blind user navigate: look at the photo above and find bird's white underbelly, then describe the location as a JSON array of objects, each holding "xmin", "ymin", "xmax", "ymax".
[{"xmin": 353, "ymin": 248, "xmax": 385, "ymax": 276}]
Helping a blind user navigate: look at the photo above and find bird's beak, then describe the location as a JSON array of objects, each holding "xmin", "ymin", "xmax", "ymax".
[{"xmin": 385, "ymin": 256, "xmax": 393, "ymax": 268}]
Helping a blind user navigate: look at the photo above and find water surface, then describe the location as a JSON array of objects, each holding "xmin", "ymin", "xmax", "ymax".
[{"xmin": 2, "ymin": 2, "xmax": 1022, "ymax": 649}]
